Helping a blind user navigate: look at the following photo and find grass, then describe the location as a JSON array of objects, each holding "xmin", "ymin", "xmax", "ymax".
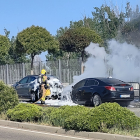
[
  {"xmin": 108, "ymin": 127, "xmax": 140, "ymax": 137},
  {"xmin": 0, "ymin": 112, "xmax": 8, "ymax": 120}
]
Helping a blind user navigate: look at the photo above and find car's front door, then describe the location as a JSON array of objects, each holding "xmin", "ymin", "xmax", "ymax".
[
  {"xmin": 22, "ymin": 76, "xmax": 33, "ymax": 98},
  {"xmin": 16, "ymin": 77, "xmax": 29, "ymax": 98},
  {"xmin": 82, "ymin": 79, "xmax": 99, "ymax": 102},
  {"xmin": 26, "ymin": 76, "xmax": 37, "ymax": 96},
  {"xmin": 72, "ymin": 79, "xmax": 86, "ymax": 105}
]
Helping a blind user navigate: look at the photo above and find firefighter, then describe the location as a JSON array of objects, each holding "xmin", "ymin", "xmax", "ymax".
[{"xmin": 40, "ymin": 69, "xmax": 50, "ymax": 104}]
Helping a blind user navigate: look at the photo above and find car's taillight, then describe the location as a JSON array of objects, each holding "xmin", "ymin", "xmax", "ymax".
[
  {"xmin": 130, "ymin": 87, "xmax": 134, "ymax": 91},
  {"xmin": 105, "ymin": 86, "xmax": 116, "ymax": 91}
]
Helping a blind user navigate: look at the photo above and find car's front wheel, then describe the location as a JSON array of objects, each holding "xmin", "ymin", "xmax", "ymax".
[
  {"xmin": 31, "ymin": 92, "xmax": 37, "ymax": 102},
  {"xmin": 91, "ymin": 94, "xmax": 102, "ymax": 107}
]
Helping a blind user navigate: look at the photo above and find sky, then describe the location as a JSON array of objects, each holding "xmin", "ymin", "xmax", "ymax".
[{"xmin": 0, "ymin": 0, "xmax": 140, "ymax": 61}]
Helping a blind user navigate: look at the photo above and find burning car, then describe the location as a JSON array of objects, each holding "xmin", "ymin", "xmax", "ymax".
[{"xmin": 12, "ymin": 75, "xmax": 63, "ymax": 102}]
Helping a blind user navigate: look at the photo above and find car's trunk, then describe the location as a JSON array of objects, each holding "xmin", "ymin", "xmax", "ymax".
[{"xmin": 110, "ymin": 84, "xmax": 132, "ymax": 92}]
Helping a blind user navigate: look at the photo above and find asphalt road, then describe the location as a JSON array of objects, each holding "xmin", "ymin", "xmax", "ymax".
[{"xmin": 0, "ymin": 126, "xmax": 97, "ymax": 140}]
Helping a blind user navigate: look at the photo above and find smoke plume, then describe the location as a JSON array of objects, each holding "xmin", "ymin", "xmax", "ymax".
[{"xmin": 73, "ymin": 39, "xmax": 140, "ymax": 83}]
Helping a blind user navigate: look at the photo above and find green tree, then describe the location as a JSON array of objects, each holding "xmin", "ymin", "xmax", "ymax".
[
  {"xmin": 125, "ymin": 2, "xmax": 132, "ymax": 21},
  {"xmin": 9, "ymin": 36, "xmax": 30, "ymax": 64},
  {"xmin": 70, "ymin": 17, "xmax": 96, "ymax": 30},
  {"xmin": 15, "ymin": 25, "xmax": 57, "ymax": 73},
  {"xmin": 92, "ymin": 5, "xmax": 125, "ymax": 41},
  {"xmin": 56, "ymin": 27, "xmax": 68, "ymax": 39},
  {"xmin": 58, "ymin": 27, "xmax": 103, "ymax": 61},
  {"xmin": 49, "ymin": 17, "xmax": 97, "ymax": 61},
  {"xmin": 3, "ymin": 28, "xmax": 29, "ymax": 64},
  {"xmin": 121, "ymin": 4, "xmax": 140, "ymax": 47},
  {"xmin": 0, "ymin": 35, "xmax": 10, "ymax": 64},
  {"xmin": 121, "ymin": 15, "xmax": 140, "ymax": 47}
]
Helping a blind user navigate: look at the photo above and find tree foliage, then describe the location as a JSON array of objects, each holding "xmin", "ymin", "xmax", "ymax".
[
  {"xmin": 0, "ymin": 35, "xmax": 10, "ymax": 64},
  {"xmin": 8, "ymin": 36, "xmax": 30, "ymax": 64},
  {"xmin": 15, "ymin": 25, "xmax": 58, "ymax": 70},
  {"xmin": 59, "ymin": 27, "xmax": 103, "ymax": 61},
  {"xmin": 1, "ymin": 28, "xmax": 29, "ymax": 65},
  {"xmin": 56, "ymin": 27, "xmax": 68, "ymax": 39},
  {"xmin": 70, "ymin": 17, "xmax": 96, "ymax": 30},
  {"xmin": 121, "ymin": 3, "xmax": 140, "ymax": 47},
  {"xmin": 92, "ymin": 5, "xmax": 125, "ymax": 41},
  {"xmin": 121, "ymin": 15, "xmax": 140, "ymax": 47}
]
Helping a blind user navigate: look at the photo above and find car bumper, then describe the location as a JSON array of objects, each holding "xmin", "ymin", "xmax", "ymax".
[{"xmin": 102, "ymin": 91, "xmax": 134, "ymax": 102}]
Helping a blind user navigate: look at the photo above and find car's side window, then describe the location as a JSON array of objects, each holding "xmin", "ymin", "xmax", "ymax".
[
  {"xmin": 73, "ymin": 79, "xmax": 86, "ymax": 89},
  {"xmin": 27, "ymin": 76, "xmax": 36, "ymax": 83},
  {"xmin": 94, "ymin": 80, "xmax": 99, "ymax": 86},
  {"xmin": 19, "ymin": 77, "xmax": 28, "ymax": 84},
  {"xmin": 85, "ymin": 79, "xmax": 99, "ymax": 86},
  {"xmin": 86, "ymin": 79, "xmax": 95, "ymax": 86}
]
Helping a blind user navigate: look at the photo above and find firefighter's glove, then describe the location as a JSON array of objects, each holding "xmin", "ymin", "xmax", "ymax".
[{"xmin": 44, "ymin": 85, "xmax": 48, "ymax": 89}]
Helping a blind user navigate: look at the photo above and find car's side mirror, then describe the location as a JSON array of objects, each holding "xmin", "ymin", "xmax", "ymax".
[{"xmin": 16, "ymin": 82, "xmax": 19, "ymax": 85}]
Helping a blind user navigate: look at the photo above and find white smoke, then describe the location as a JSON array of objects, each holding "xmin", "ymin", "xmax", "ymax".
[{"xmin": 73, "ymin": 39, "xmax": 140, "ymax": 84}]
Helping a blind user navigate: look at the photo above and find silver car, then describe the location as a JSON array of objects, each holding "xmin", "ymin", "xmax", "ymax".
[
  {"xmin": 12, "ymin": 75, "xmax": 39, "ymax": 101},
  {"xmin": 12, "ymin": 75, "xmax": 63, "ymax": 102}
]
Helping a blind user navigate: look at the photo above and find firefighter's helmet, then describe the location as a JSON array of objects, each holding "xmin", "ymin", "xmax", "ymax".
[{"xmin": 41, "ymin": 69, "xmax": 46, "ymax": 75}]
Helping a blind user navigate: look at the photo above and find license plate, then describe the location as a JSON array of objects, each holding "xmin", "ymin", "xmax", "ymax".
[{"xmin": 120, "ymin": 95, "xmax": 130, "ymax": 98}]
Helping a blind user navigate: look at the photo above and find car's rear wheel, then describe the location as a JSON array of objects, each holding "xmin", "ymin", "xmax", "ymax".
[
  {"xmin": 125, "ymin": 101, "xmax": 131, "ymax": 107},
  {"xmin": 92, "ymin": 94, "xmax": 102, "ymax": 106},
  {"xmin": 119, "ymin": 101, "xmax": 131, "ymax": 107}
]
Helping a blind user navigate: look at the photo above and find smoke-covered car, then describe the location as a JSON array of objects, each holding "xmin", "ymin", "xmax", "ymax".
[
  {"xmin": 12, "ymin": 75, "xmax": 63, "ymax": 102},
  {"xmin": 71, "ymin": 77, "xmax": 134, "ymax": 106}
]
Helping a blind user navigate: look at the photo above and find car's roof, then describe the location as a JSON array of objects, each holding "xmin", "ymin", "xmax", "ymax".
[
  {"xmin": 25, "ymin": 74, "xmax": 57, "ymax": 78},
  {"xmin": 26, "ymin": 75, "xmax": 39, "ymax": 77},
  {"xmin": 86, "ymin": 77, "xmax": 121, "ymax": 80},
  {"xmin": 86, "ymin": 77, "xmax": 126, "ymax": 84}
]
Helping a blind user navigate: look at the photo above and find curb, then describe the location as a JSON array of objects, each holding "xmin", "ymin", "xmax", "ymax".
[{"xmin": 0, "ymin": 120, "xmax": 140, "ymax": 140}]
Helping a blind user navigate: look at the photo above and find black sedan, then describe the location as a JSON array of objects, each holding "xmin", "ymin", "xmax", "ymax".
[{"xmin": 71, "ymin": 77, "xmax": 134, "ymax": 106}]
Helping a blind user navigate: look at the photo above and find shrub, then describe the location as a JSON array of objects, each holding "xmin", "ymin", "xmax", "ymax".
[
  {"xmin": 64, "ymin": 103, "xmax": 140, "ymax": 132},
  {"xmin": 42, "ymin": 107, "xmax": 58, "ymax": 124},
  {"xmin": 0, "ymin": 81, "xmax": 19, "ymax": 113},
  {"xmin": 43, "ymin": 105, "xmax": 90, "ymax": 127},
  {"xmin": 7, "ymin": 103, "xmax": 43, "ymax": 122},
  {"xmin": 64, "ymin": 110, "xmax": 89, "ymax": 131}
]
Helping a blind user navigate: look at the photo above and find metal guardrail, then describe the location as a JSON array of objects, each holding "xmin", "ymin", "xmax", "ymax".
[{"xmin": 128, "ymin": 82, "xmax": 140, "ymax": 101}]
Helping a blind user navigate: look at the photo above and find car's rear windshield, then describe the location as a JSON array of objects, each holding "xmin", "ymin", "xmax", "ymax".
[{"xmin": 100, "ymin": 78, "xmax": 126, "ymax": 85}]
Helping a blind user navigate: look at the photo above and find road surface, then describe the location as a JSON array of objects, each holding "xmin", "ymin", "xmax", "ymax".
[{"xmin": 0, "ymin": 126, "xmax": 98, "ymax": 140}]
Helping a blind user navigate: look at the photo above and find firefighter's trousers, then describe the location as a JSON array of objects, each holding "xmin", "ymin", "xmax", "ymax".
[{"xmin": 40, "ymin": 84, "xmax": 51, "ymax": 102}]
